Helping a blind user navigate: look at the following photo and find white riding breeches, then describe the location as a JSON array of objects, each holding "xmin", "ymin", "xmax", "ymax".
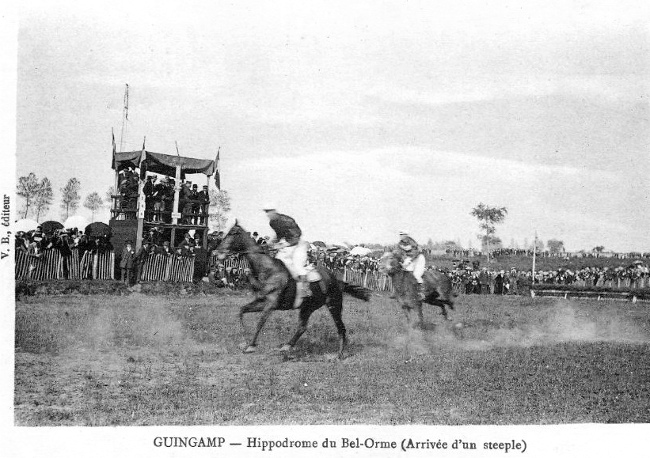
[
  {"xmin": 402, "ymin": 253, "xmax": 426, "ymax": 283},
  {"xmin": 276, "ymin": 240, "xmax": 308, "ymax": 279}
]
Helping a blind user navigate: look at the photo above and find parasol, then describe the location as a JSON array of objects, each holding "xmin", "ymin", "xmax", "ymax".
[
  {"xmin": 350, "ymin": 246, "xmax": 372, "ymax": 256},
  {"xmin": 84, "ymin": 222, "xmax": 112, "ymax": 238},
  {"xmin": 64, "ymin": 215, "xmax": 89, "ymax": 231},
  {"xmin": 14, "ymin": 219, "xmax": 39, "ymax": 233},
  {"xmin": 41, "ymin": 220, "xmax": 64, "ymax": 234}
]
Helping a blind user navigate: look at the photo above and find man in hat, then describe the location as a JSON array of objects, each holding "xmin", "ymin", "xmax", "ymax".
[
  {"xmin": 152, "ymin": 178, "xmax": 167, "ymax": 222},
  {"xmin": 156, "ymin": 240, "xmax": 172, "ymax": 256},
  {"xmin": 144, "ymin": 227, "xmax": 159, "ymax": 247},
  {"xmin": 396, "ymin": 230, "xmax": 426, "ymax": 299},
  {"xmin": 197, "ymin": 185, "xmax": 210, "ymax": 225},
  {"xmin": 190, "ymin": 183, "xmax": 200, "ymax": 224},
  {"xmin": 193, "ymin": 237, "xmax": 208, "ymax": 282},
  {"xmin": 263, "ymin": 203, "xmax": 311, "ymax": 308},
  {"xmin": 164, "ymin": 178, "xmax": 175, "ymax": 223},
  {"xmin": 143, "ymin": 175, "xmax": 156, "ymax": 221},
  {"xmin": 179, "ymin": 231, "xmax": 194, "ymax": 255},
  {"xmin": 179, "ymin": 181, "xmax": 193, "ymax": 224},
  {"xmin": 120, "ymin": 240, "xmax": 136, "ymax": 285},
  {"xmin": 135, "ymin": 240, "xmax": 152, "ymax": 283}
]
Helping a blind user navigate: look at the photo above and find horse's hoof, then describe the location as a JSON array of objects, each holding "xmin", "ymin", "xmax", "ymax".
[
  {"xmin": 279, "ymin": 344, "xmax": 293, "ymax": 353},
  {"xmin": 243, "ymin": 345, "xmax": 257, "ymax": 353}
]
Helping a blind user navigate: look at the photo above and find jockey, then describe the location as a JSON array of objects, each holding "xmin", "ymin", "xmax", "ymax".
[
  {"xmin": 397, "ymin": 230, "xmax": 426, "ymax": 299},
  {"xmin": 263, "ymin": 203, "xmax": 311, "ymax": 308}
]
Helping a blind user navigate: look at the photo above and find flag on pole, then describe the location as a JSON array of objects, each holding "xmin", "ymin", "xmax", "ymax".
[
  {"xmin": 214, "ymin": 148, "xmax": 221, "ymax": 190},
  {"xmin": 111, "ymin": 129, "xmax": 117, "ymax": 169},
  {"xmin": 139, "ymin": 136, "xmax": 147, "ymax": 180}
]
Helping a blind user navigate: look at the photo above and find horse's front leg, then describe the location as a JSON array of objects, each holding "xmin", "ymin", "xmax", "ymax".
[
  {"xmin": 282, "ymin": 303, "xmax": 318, "ymax": 354},
  {"xmin": 239, "ymin": 296, "xmax": 266, "ymax": 336},
  {"xmin": 244, "ymin": 294, "xmax": 279, "ymax": 353},
  {"xmin": 416, "ymin": 302, "xmax": 424, "ymax": 328}
]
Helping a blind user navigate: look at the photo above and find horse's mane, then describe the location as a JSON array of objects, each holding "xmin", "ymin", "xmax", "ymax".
[{"xmin": 229, "ymin": 223, "xmax": 292, "ymax": 278}]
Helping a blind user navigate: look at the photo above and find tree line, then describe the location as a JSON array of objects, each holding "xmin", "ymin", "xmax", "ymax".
[{"xmin": 17, "ymin": 173, "xmax": 104, "ymax": 223}]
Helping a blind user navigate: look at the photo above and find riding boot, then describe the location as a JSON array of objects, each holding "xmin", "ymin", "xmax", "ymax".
[{"xmin": 293, "ymin": 276, "xmax": 311, "ymax": 309}]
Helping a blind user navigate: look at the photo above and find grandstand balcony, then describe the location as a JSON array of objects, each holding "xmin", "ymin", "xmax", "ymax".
[{"xmin": 109, "ymin": 148, "xmax": 217, "ymax": 255}]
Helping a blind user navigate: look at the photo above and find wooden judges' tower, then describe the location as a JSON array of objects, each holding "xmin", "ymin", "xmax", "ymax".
[{"xmin": 109, "ymin": 145, "xmax": 218, "ymax": 255}]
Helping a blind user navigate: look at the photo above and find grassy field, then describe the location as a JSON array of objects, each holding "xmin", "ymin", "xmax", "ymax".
[{"xmin": 14, "ymin": 290, "xmax": 650, "ymax": 425}]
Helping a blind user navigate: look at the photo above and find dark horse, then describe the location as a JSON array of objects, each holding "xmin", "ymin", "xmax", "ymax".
[
  {"xmin": 379, "ymin": 251, "xmax": 456, "ymax": 328},
  {"xmin": 216, "ymin": 222, "xmax": 370, "ymax": 358}
]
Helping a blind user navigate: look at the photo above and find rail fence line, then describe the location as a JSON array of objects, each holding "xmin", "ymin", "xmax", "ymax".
[
  {"xmin": 138, "ymin": 253, "xmax": 195, "ymax": 282},
  {"xmin": 17, "ymin": 249, "xmax": 648, "ymax": 292},
  {"xmin": 16, "ymin": 249, "xmax": 111, "ymax": 281}
]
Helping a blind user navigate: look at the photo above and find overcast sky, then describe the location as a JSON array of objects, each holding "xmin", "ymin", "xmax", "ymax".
[{"xmin": 14, "ymin": 0, "xmax": 650, "ymax": 251}]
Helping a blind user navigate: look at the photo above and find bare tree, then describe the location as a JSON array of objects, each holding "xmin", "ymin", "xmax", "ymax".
[
  {"xmin": 34, "ymin": 177, "xmax": 54, "ymax": 222},
  {"xmin": 60, "ymin": 178, "xmax": 81, "ymax": 220},
  {"xmin": 208, "ymin": 189, "xmax": 231, "ymax": 232},
  {"xmin": 83, "ymin": 192, "xmax": 104, "ymax": 222},
  {"xmin": 17, "ymin": 172, "xmax": 40, "ymax": 218},
  {"xmin": 547, "ymin": 239, "xmax": 565, "ymax": 255},
  {"xmin": 470, "ymin": 203, "xmax": 508, "ymax": 263}
]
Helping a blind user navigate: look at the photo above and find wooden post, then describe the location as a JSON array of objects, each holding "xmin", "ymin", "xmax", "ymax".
[
  {"xmin": 171, "ymin": 164, "xmax": 182, "ymax": 245},
  {"xmin": 204, "ymin": 175, "xmax": 210, "ymax": 249},
  {"xmin": 135, "ymin": 143, "xmax": 146, "ymax": 252}
]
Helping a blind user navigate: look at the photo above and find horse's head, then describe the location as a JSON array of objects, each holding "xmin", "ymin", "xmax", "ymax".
[
  {"xmin": 378, "ymin": 250, "xmax": 403, "ymax": 275},
  {"xmin": 215, "ymin": 220, "xmax": 253, "ymax": 259}
]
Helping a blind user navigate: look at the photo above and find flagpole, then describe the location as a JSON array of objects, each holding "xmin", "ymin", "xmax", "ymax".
[
  {"xmin": 119, "ymin": 83, "xmax": 129, "ymax": 152},
  {"xmin": 532, "ymin": 230, "xmax": 537, "ymax": 285}
]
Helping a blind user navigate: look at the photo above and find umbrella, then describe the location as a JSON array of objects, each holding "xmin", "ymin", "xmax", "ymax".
[
  {"xmin": 350, "ymin": 246, "xmax": 372, "ymax": 256},
  {"xmin": 41, "ymin": 220, "xmax": 64, "ymax": 234},
  {"xmin": 14, "ymin": 219, "xmax": 38, "ymax": 233},
  {"xmin": 85, "ymin": 222, "xmax": 112, "ymax": 238},
  {"xmin": 312, "ymin": 241, "xmax": 327, "ymax": 248},
  {"xmin": 64, "ymin": 215, "xmax": 89, "ymax": 230}
]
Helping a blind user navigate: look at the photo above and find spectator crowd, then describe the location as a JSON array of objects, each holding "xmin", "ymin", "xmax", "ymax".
[
  {"xmin": 15, "ymin": 225, "xmax": 650, "ymax": 293},
  {"xmin": 115, "ymin": 167, "xmax": 210, "ymax": 224}
]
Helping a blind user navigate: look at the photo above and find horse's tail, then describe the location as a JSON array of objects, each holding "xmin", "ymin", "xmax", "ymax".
[{"xmin": 342, "ymin": 282, "xmax": 371, "ymax": 301}]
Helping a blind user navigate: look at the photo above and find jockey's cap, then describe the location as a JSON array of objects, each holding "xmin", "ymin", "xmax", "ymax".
[
  {"xmin": 262, "ymin": 202, "xmax": 277, "ymax": 211},
  {"xmin": 399, "ymin": 230, "xmax": 409, "ymax": 236}
]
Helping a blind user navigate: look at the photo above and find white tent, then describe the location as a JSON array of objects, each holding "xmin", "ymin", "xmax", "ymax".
[
  {"xmin": 350, "ymin": 246, "xmax": 372, "ymax": 256},
  {"xmin": 63, "ymin": 215, "xmax": 89, "ymax": 230},
  {"xmin": 14, "ymin": 219, "xmax": 38, "ymax": 233}
]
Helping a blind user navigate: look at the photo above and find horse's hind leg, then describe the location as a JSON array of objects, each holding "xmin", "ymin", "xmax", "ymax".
[
  {"xmin": 325, "ymin": 295, "xmax": 347, "ymax": 359},
  {"xmin": 441, "ymin": 301, "xmax": 453, "ymax": 320}
]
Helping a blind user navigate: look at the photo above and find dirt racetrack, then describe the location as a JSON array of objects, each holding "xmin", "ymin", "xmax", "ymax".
[{"xmin": 14, "ymin": 291, "xmax": 650, "ymax": 425}]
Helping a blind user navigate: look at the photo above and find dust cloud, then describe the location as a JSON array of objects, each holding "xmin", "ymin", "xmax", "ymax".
[
  {"xmin": 392, "ymin": 300, "xmax": 650, "ymax": 354},
  {"xmin": 83, "ymin": 294, "xmax": 186, "ymax": 350}
]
